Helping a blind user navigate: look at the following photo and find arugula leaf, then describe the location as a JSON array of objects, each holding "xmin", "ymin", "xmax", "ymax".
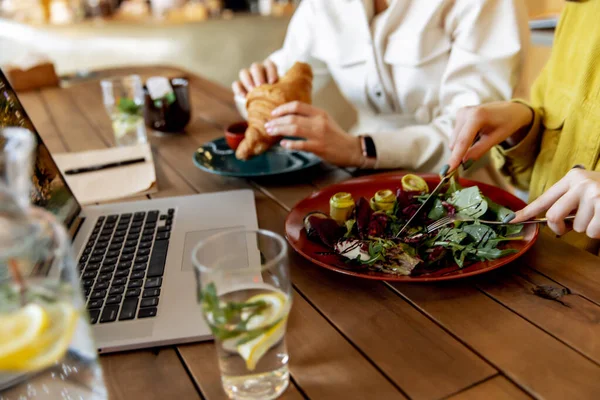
[
  {"xmin": 427, "ymin": 198, "xmax": 447, "ymax": 220},
  {"xmin": 486, "ymin": 196, "xmax": 514, "ymax": 222},
  {"xmin": 364, "ymin": 240, "xmax": 386, "ymax": 264},
  {"xmin": 504, "ymin": 224, "xmax": 524, "ymax": 236},
  {"xmin": 462, "ymin": 223, "xmax": 497, "ymax": 242},
  {"xmin": 446, "ymin": 177, "xmax": 463, "ymax": 197},
  {"xmin": 448, "ymin": 186, "xmax": 488, "ymax": 218},
  {"xmin": 454, "ymin": 245, "xmax": 470, "ymax": 268},
  {"xmin": 483, "ymin": 236, "xmax": 524, "ymax": 249},
  {"xmin": 435, "ymin": 227, "xmax": 467, "ymax": 244},
  {"xmin": 474, "ymin": 247, "xmax": 518, "ymax": 259}
]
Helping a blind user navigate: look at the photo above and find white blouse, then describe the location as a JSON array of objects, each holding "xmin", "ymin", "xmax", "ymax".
[{"xmin": 269, "ymin": 0, "xmax": 529, "ymax": 171}]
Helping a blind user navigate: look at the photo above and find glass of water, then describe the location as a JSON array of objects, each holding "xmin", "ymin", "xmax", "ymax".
[
  {"xmin": 100, "ymin": 75, "xmax": 147, "ymax": 147},
  {"xmin": 193, "ymin": 229, "xmax": 292, "ymax": 400}
]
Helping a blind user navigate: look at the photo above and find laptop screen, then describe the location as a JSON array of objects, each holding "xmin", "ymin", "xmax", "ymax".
[{"xmin": 0, "ymin": 69, "xmax": 81, "ymax": 228}]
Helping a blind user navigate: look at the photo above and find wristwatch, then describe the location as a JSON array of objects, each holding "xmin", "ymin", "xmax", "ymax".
[{"xmin": 359, "ymin": 135, "xmax": 377, "ymax": 169}]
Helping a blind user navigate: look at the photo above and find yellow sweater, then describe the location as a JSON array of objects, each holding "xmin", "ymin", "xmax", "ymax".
[{"xmin": 493, "ymin": 0, "xmax": 600, "ymax": 254}]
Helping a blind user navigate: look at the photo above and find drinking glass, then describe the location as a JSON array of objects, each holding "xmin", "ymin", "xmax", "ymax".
[
  {"xmin": 100, "ymin": 75, "xmax": 148, "ymax": 147},
  {"xmin": 193, "ymin": 229, "xmax": 292, "ymax": 400},
  {"xmin": 0, "ymin": 128, "xmax": 107, "ymax": 398},
  {"xmin": 143, "ymin": 77, "xmax": 191, "ymax": 133}
]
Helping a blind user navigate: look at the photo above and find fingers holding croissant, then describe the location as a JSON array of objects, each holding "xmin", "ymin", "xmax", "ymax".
[{"xmin": 235, "ymin": 62, "xmax": 313, "ymax": 160}]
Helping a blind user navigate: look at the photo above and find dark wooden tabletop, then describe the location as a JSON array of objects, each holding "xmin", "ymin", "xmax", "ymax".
[{"xmin": 19, "ymin": 66, "xmax": 600, "ymax": 400}]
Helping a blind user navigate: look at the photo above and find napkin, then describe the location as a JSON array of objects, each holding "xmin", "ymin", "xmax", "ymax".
[{"xmin": 53, "ymin": 144, "xmax": 157, "ymax": 205}]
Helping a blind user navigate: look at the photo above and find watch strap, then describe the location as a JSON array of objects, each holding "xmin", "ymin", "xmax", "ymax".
[{"xmin": 359, "ymin": 135, "xmax": 377, "ymax": 169}]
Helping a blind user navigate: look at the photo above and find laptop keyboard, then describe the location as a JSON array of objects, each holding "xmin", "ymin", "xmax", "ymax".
[{"xmin": 78, "ymin": 209, "xmax": 174, "ymax": 324}]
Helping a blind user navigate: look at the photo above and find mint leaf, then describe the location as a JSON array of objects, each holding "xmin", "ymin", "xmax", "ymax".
[
  {"xmin": 199, "ymin": 282, "xmax": 276, "ymax": 341},
  {"xmin": 165, "ymin": 91, "xmax": 176, "ymax": 105},
  {"xmin": 117, "ymin": 97, "xmax": 141, "ymax": 115}
]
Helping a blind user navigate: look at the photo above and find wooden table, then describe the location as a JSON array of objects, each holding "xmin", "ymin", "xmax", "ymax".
[{"xmin": 19, "ymin": 66, "xmax": 600, "ymax": 400}]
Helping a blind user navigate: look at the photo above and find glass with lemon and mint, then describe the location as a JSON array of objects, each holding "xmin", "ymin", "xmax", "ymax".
[
  {"xmin": 193, "ymin": 229, "xmax": 292, "ymax": 400},
  {"xmin": 100, "ymin": 75, "xmax": 148, "ymax": 147},
  {"xmin": 0, "ymin": 128, "xmax": 106, "ymax": 398}
]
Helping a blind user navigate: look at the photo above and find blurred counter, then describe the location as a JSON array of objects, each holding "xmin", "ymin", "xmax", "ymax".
[{"xmin": 0, "ymin": 14, "xmax": 290, "ymax": 87}]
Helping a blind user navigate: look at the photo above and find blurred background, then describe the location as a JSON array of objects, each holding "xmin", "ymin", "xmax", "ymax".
[{"xmin": 0, "ymin": 0, "xmax": 564, "ymax": 130}]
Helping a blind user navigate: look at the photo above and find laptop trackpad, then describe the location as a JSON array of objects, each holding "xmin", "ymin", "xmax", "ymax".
[
  {"xmin": 94, "ymin": 320, "xmax": 154, "ymax": 343},
  {"xmin": 181, "ymin": 227, "xmax": 246, "ymax": 271}
]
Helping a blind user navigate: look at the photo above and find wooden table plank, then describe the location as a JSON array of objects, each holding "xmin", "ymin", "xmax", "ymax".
[
  {"xmin": 388, "ymin": 280, "xmax": 600, "ymax": 399},
  {"xmin": 523, "ymin": 233, "xmax": 600, "ymax": 305},
  {"xmin": 100, "ymin": 349, "xmax": 202, "ymax": 400},
  {"xmin": 38, "ymin": 87, "xmax": 108, "ymax": 151},
  {"xmin": 447, "ymin": 376, "xmax": 531, "ymax": 400},
  {"xmin": 477, "ymin": 267, "xmax": 600, "ymax": 366},
  {"xmin": 282, "ymin": 286, "xmax": 404, "ymax": 400}
]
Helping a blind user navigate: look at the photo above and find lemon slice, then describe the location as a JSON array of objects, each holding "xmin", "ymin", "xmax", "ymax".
[
  {"xmin": 0, "ymin": 304, "xmax": 49, "ymax": 371},
  {"xmin": 401, "ymin": 174, "xmax": 429, "ymax": 193},
  {"xmin": 237, "ymin": 292, "xmax": 289, "ymax": 371},
  {"xmin": 0, "ymin": 302, "xmax": 78, "ymax": 372}
]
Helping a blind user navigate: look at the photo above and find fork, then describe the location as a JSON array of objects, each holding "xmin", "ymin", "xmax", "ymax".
[{"xmin": 423, "ymin": 214, "xmax": 577, "ymax": 234}]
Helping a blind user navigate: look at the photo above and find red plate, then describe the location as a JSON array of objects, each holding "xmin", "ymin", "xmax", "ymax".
[{"xmin": 285, "ymin": 172, "xmax": 539, "ymax": 282}]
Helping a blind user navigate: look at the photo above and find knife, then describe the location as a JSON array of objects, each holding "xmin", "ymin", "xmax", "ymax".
[{"xmin": 395, "ymin": 164, "xmax": 460, "ymax": 238}]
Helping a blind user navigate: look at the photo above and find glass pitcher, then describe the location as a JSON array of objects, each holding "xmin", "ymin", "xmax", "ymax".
[{"xmin": 0, "ymin": 128, "xmax": 107, "ymax": 399}]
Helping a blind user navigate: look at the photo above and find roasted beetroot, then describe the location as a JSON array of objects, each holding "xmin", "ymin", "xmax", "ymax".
[
  {"xmin": 395, "ymin": 188, "xmax": 421, "ymax": 216},
  {"xmin": 305, "ymin": 214, "xmax": 344, "ymax": 248},
  {"xmin": 304, "ymin": 212, "xmax": 330, "ymax": 240},
  {"xmin": 367, "ymin": 212, "xmax": 389, "ymax": 237},
  {"xmin": 402, "ymin": 232, "xmax": 427, "ymax": 244},
  {"xmin": 355, "ymin": 197, "xmax": 373, "ymax": 237},
  {"xmin": 427, "ymin": 246, "xmax": 447, "ymax": 264},
  {"xmin": 442, "ymin": 201, "xmax": 456, "ymax": 216},
  {"xmin": 400, "ymin": 203, "xmax": 421, "ymax": 219}
]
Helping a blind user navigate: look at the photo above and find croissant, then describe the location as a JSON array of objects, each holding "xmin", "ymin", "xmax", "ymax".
[{"xmin": 236, "ymin": 62, "xmax": 313, "ymax": 160}]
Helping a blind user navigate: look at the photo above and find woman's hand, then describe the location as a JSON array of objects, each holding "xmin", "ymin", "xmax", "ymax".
[
  {"xmin": 265, "ymin": 102, "xmax": 364, "ymax": 167},
  {"xmin": 448, "ymin": 102, "xmax": 534, "ymax": 171},
  {"xmin": 232, "ymin": 60, "xmax": 279, "ymax": 98},
  {"xmin": 511, "ymin": 169, "xmax": 600, "ymax": 239}
]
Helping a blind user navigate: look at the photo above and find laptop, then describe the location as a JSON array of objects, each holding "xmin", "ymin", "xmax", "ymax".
[{"xmin": 0, "ymin": 69, "xmax": 259, "ymax": 353}]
